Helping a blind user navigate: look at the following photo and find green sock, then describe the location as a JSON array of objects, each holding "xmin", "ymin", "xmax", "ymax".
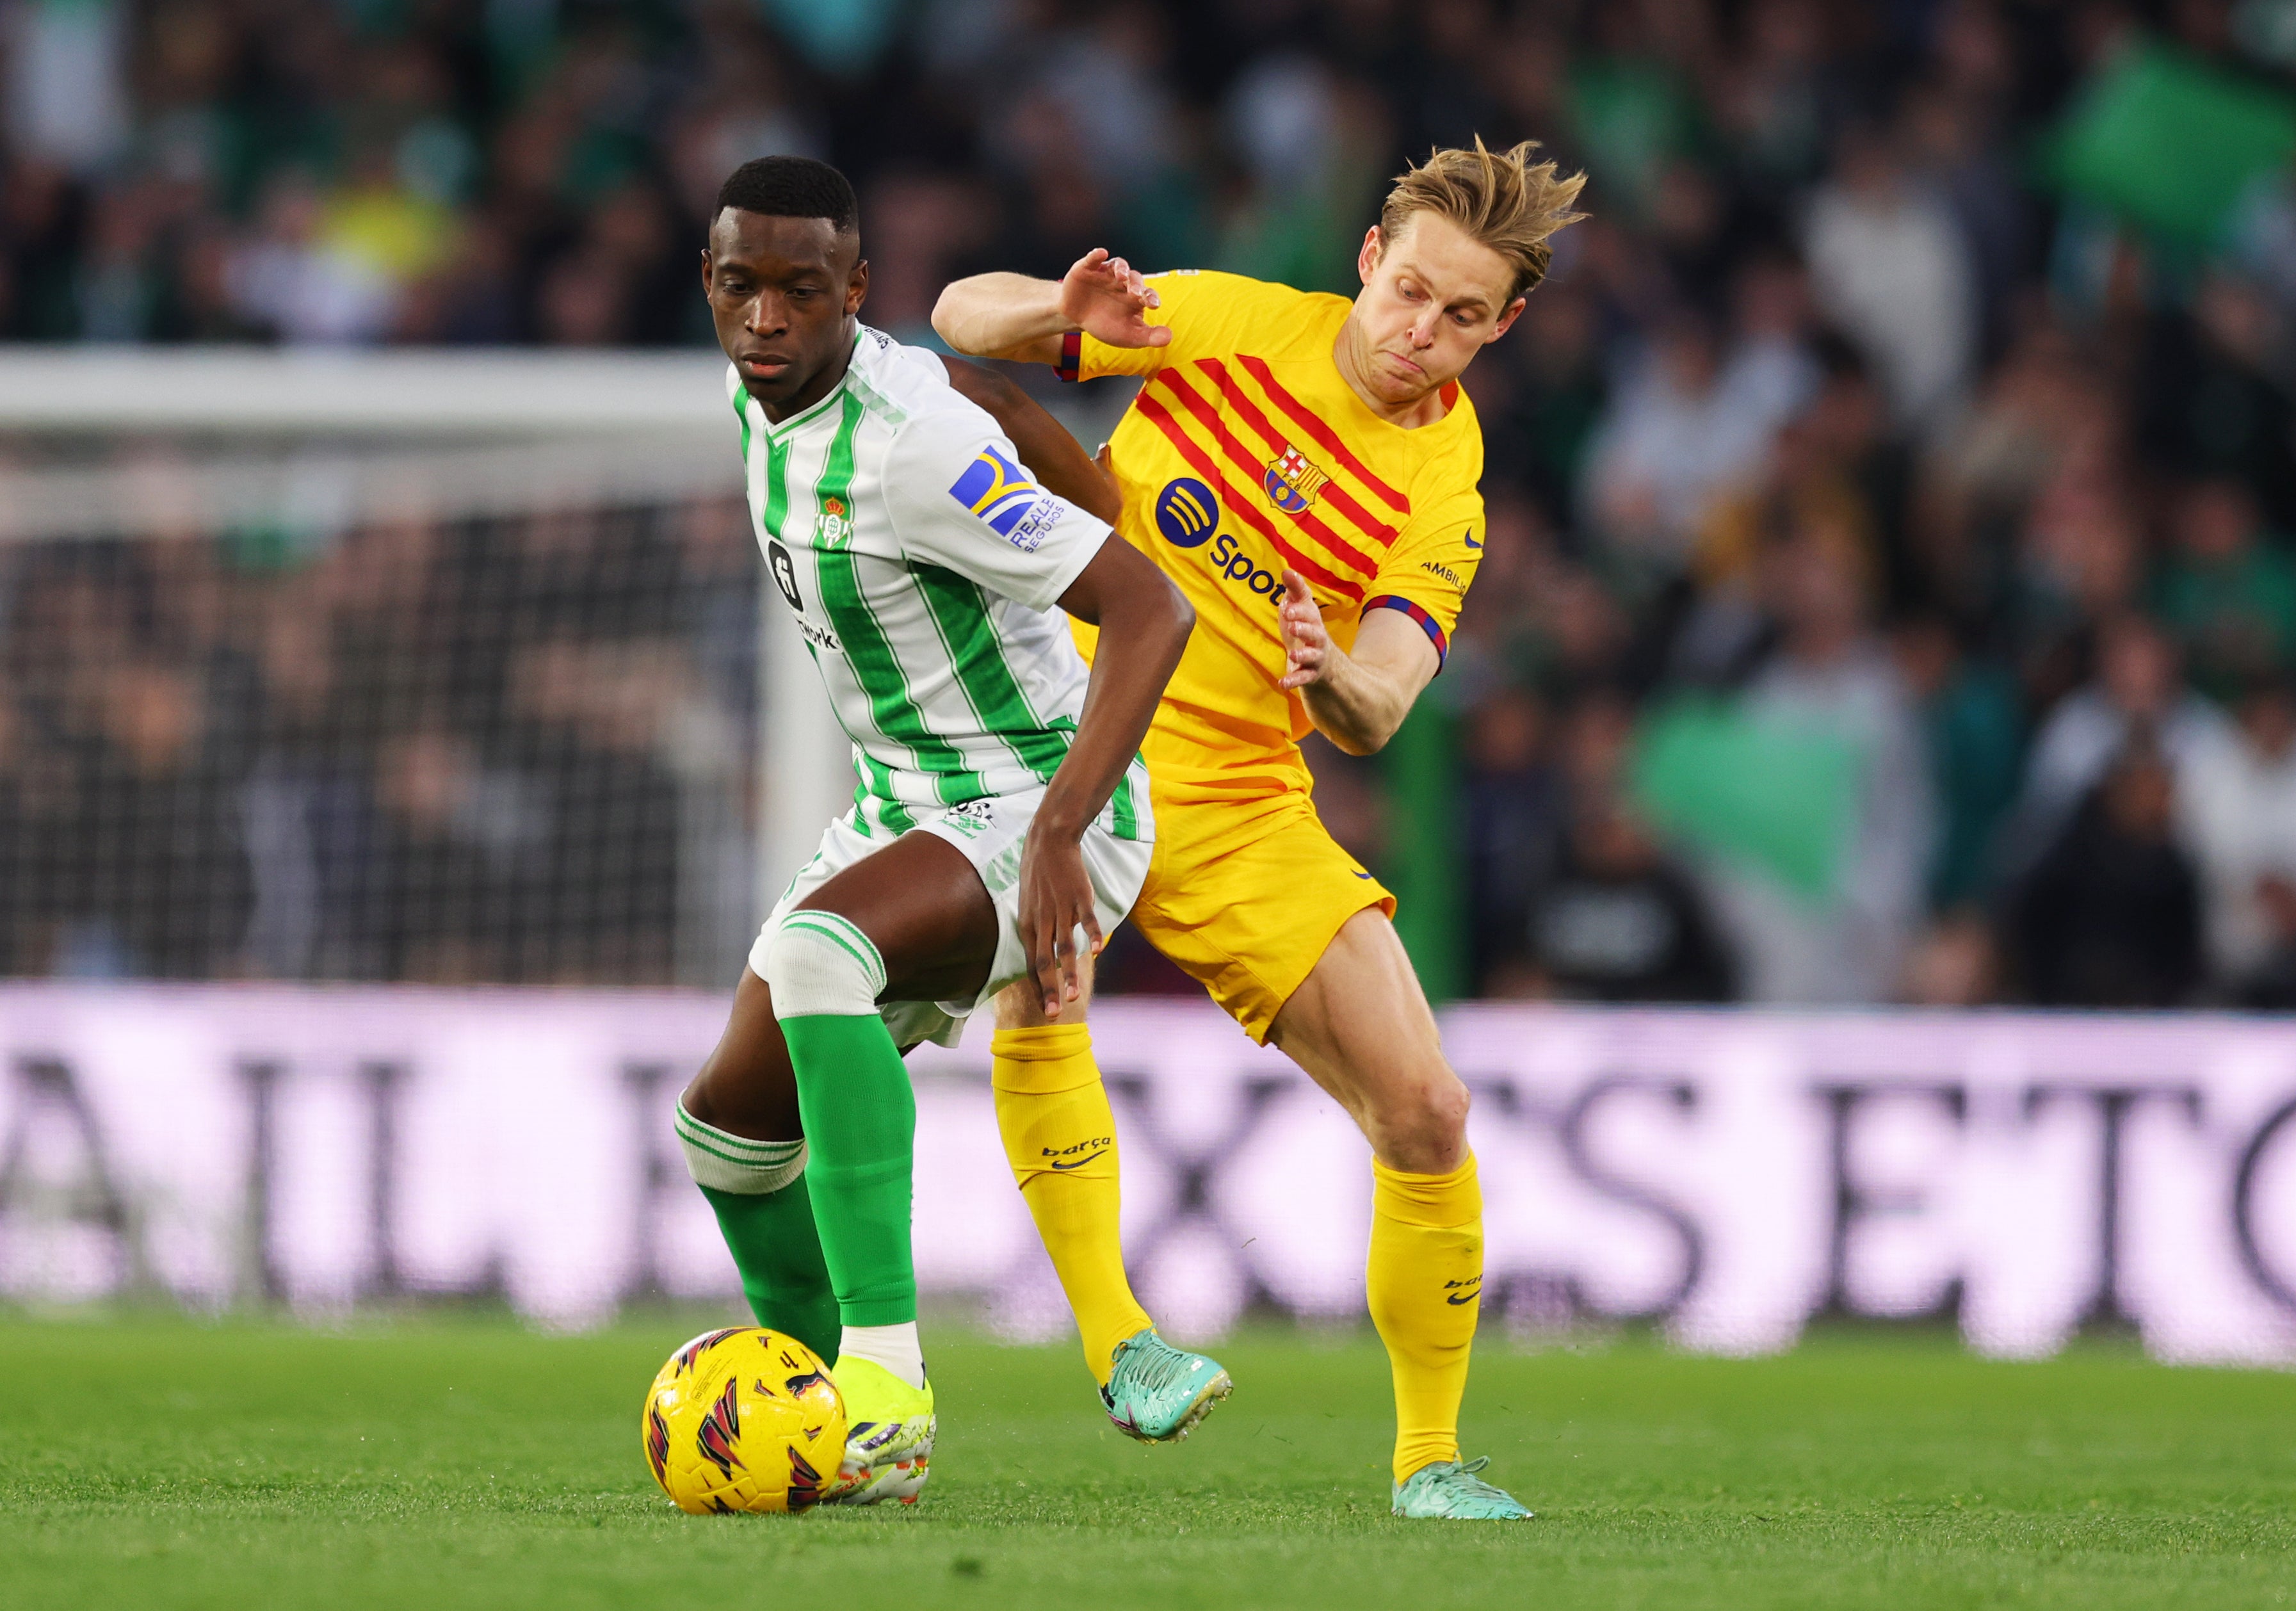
[
  {"xmin": 674, "ymin": 1102, "xmax": 842, "ymax": 1362},
  {"xmin": 697, "ymin": 1178, "xmax": 841, "ymax": 1364},
  {"xmin": 784, "ymin": 1011, "xmax": 918, "ymax": 1328}
]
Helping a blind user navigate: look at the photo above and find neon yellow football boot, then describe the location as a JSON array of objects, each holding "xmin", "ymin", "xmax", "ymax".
[{"xmin": 825, "ymin": 1356, "xmax": 935, "ymax": 1506}]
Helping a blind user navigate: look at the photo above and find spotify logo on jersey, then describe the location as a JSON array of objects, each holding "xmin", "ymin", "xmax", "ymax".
[
  {"xmin": 1206, "ymin": 532, "xmax": 1284, "ymax": 603},
  {"xmin": 1153, "ymin": 476, "xmax": 1283, "ymax": 609},
  {"xmin": 1154, "ymin": 477, "xmax": 1219, "ymax": 548}
]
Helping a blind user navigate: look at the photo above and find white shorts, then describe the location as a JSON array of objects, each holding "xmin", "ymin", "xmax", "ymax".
[{"xmin": 748, "ymin": 765, "xmax": 1154, "ymax": 1049}]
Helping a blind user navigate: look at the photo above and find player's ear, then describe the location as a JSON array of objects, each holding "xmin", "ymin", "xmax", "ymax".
[
  {"xmin": 846, "ymin": 256, "xmax": 869, "ymax": 316},
  {"xmin": 699, "ymin": 248, "xmax": 714, "ymax": 296},
  {"xmin": 1487, "ymin": 295, "xmax": 1528, "ymax": 343},
  {"xmin": 1356, "ymin": 225, "xmax": 1384, "ymax": 286}
]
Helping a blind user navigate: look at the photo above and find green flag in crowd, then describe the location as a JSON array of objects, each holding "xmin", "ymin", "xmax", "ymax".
[
  {"xmin": 2041, "ymin": 42, "xmax": 2296, "ymax": 248},
  {"xmin": 1629, "ymin": 697, "xmax": 1864, "ymax": 907}
]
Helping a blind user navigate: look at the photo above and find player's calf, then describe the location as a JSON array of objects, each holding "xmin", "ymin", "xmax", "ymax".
[
  {"xmin": 1273, "ymin": 908, "xmax": 1521, "ymax": 1508},
  {"xmin": 990, "ymin": 987, "xmax": 1236, "ymax": 1441},
  {"xmin": 672, "ymin": 969, "xmax": 843, "ymax": 1362},
  {"xmin": 760, "ymin": 907, "xmax": 941, "ymax": 1500}
]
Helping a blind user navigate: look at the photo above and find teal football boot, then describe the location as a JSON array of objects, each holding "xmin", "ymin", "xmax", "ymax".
[
  {"xmin": 1100, "ymin": 1329, "xmax": 1232, "ymax": 1443},
  {"xmin": 1391, "ymin": 1457, "xmax": 1534, "ymax": 1519}
]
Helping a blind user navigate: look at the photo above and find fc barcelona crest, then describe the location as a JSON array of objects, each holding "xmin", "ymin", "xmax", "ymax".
[{"xmin": 1263, "ymin": 443, "xmax": 1330, "ymax": 513}]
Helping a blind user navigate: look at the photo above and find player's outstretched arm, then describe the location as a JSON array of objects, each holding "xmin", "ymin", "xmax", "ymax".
[
  {"xmin": 940, "ymin": 356, "xmax": 1119, "ymax": 525},
  {"xmin": 1275, "ymin": 572, "xmax": 1439, "ymax": 756},
  {"xmin": 1017, "ymin": 540, "xmax": 1193, "ymax": 1017},
  {"xmin": 934, "ymin": 249, "xmax": 1172, "ymax": 365}
]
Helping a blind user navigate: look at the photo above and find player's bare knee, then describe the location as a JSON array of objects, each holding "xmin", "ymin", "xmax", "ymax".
[
  {"xmin": 681, "ymin": 1031, "xmax": 754, "ymax": 1128},
  {"xmin": 992, "ymin": 958, "xmax": 1095, "ymax": 1030},
  {"xmin": 677, "ymin": 1069, "xmax": 718, "ymax": 1127},
  {"xmin": 994, "ymin": 977, "xmax": 1051, "ymax": 1029},
  {"xmin": 1364, "ymin": 1067, "xmax": 1469, "ymax": 1171},
  {"xmin": 681, "ymin": 1028, "xmax": 803, "ymax": 1141},
  {"xmin": 1428, "ymin": 1070, "xmax": 1471, "ymax": 1137}
]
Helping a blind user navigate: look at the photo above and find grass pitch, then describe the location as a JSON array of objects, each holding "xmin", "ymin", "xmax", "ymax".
[{"xmin": 1, "ymin": 1314, "xmax": 2292, "ymax": 1609}]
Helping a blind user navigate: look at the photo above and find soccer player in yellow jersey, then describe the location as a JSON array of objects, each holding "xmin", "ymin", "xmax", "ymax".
[{"xmin": 934, "ymin": 140, "xmax": 1585, "ymax": 1519}]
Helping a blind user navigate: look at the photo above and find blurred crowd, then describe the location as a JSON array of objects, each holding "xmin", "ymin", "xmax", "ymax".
[
  {"xmin": 4, "ymin": 0, "xmax": 2296, "ymax": 1008},
  {"xmin": 0, "ymin": 499, "xmax": 759, "ymax": 982}
]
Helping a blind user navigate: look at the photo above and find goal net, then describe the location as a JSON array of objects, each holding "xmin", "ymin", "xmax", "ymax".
[{"xmin": 0, "ymin": 348, "xmax": 823, "ymax": 988}]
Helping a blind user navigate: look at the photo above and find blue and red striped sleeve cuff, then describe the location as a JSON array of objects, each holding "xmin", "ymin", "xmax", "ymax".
[
  {"xmin": 1363, "ymin": 595, "xmax": 1448, "ymax": 670},
  {"xmin": 1056, "ymin": 329, "xmax": 1081, "ymax": 382}
]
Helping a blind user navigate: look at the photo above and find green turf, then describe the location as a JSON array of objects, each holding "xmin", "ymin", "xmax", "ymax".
[{"xmin": 1, "ymin": 1313, "xmax": 2292, "ymax": 1609}]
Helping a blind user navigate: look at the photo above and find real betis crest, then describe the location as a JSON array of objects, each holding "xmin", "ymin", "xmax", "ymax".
[{"xmin": 815, "ymin": 496, "xmax": 853, "ymax": 549}]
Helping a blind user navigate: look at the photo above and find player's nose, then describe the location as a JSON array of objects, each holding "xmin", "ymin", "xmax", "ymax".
[{"xmin": 745, "ymin": 293, "xmax": 789, "ymax": 334}]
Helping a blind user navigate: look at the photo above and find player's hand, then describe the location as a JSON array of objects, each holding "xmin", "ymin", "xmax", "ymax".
[
  {"xmin": 1094, "ymin": 441, "xmax": 1120, "ymax": 506},
  {"xmin": 1017, "ymin": 822, "xmax": 1102, "ymax": 1019},
  {"xmin": 1058, "ymin": 248, "xmax": 1172, "ymax": 351},
  {"xmin": 1276, "ymin": 570, "xmax": 1333, "ymax": 690}
]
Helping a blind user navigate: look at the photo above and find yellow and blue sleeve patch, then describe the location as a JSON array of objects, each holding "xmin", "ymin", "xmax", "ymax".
[{"xmin": 948, "ymin": 444, "xmax": 1044, "ymax": 537}]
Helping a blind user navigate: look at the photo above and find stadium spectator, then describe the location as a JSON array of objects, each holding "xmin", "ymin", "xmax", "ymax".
[
  {"xmin": 2003, "ymin": 614, "xmax": 2237, "ymax": 878},
  {"xmin": 2135, "ymin": 273, "xmax": 2296, "ymax": 532},
  {"xmin": 1460, "ymin": 685, "xmax": 1566, "ymax": 993},
  {"xmin": 1582, "ymin": 305, "xmax": 1805, "ymax": 580},
  {"xmin": 225, "ymin": 172, "xmax": 396, "ymax": 344},
  {"xmin": 2010, "ymin": 740, "xmax": 2204, "ymax": 1008},
  {"xmin": 1695, "ymin": 530, "xmax": 1932, "ymax": 1003},
  {"xmin": 1466, "ymin": 279, "xmax": 1608, "ymax": 528},
  {"xmin": 1901, "ymin": 908, "xmax": 2002, "ymax": 1008},
  {"xmin": 1913, "ymin": 316, "xmax": 2100, "ymax": 633},
  {"xmin": 1802, "ymin": 118, "xmax": 1978, "ymax": 432},
  {"xmin": 74, "ymin": 660, "xmax": 253, "ymax": 979},
  {"xmin": 1892, "ymin": 613, "xmax": 2023, "ymax": 913},
  {"xmin": 2176, "ymin": 677, "xmax": 2296, "ymax": 1000},
  {"xmin": 0, "ymin": 692, "xmax": 69, "ymax": 978},
  {"xmin": 1525, "ymin": 782, "xmax": 1734, "ymax": 1003},
  {"xmin": 2154, "ymin": 479, "xmax": 2296, "ymax": 700},
  {"xmin": 354, "ymin": 726, "xmax": 513, "ymax": 984}
]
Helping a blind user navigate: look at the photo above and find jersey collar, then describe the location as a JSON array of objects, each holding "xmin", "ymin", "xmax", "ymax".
[{"xmin": 748, "ymin": 327, "xmax": 865, "ymax": 439}]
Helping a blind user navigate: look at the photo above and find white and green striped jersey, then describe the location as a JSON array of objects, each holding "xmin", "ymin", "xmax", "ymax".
[{"xmin": 731, "ymin": 327, "xmax": 1145, "ymax": 841}]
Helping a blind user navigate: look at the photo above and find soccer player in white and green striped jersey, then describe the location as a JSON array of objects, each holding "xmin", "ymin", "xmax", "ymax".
[{"xmin": 673, "ymin": 156, "xmax": 1206, "ymax": 1506}]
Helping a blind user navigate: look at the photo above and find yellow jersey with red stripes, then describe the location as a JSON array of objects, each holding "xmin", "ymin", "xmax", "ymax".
[{"xmin": 1062, "ymin": 270, "xmax": 1485, "ymax": 795}]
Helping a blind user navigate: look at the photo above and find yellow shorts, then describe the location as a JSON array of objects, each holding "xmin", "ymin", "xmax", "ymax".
[{"xmin": 1128, "ymin": 783, "xmax": 1395, "ymax": 1043}]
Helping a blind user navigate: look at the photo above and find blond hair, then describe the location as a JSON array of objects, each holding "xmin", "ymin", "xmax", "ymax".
[{"xmin": 1380, "ymin": 138, "xmax": 1588, "ymax": 302}]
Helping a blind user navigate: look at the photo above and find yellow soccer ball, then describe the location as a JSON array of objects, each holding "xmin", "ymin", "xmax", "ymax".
[{"xmin": 642, "ymin": 1327, "xmax": 846, "ymax": 1514}]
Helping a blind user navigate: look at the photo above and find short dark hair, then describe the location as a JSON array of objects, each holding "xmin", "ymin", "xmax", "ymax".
[{"xmin": 713, "ymin": 156, "xmax": 859, "ymax": 234}]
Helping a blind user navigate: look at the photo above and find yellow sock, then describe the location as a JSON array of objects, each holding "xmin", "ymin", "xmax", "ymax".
[
  {"xmin": 1368, "ymin": 1154, "xmax": 1484, "ymax": 1486},
  {"xmin": 991, "ymin": 1023, "xmax": 1152, "ymax": 1385}
]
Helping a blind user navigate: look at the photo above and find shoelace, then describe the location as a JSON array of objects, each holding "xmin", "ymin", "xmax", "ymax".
[
  {"xmin": 1428, "ymin": 1457, "xmax": 1519, "ymax": 1509},
  {"xmin": 1113, "ymin": 1335, "xmax": 1199, "ymax": 1395}
]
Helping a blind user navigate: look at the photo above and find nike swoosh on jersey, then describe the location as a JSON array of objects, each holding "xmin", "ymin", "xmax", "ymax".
[
  {"xmin": 1462, "ymin": 530, "xmax": 1482, "ymax": 550},
  {"xmin": 1049, "ymin": 1148, "xmax": 1111, "ymax": 1170}
]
